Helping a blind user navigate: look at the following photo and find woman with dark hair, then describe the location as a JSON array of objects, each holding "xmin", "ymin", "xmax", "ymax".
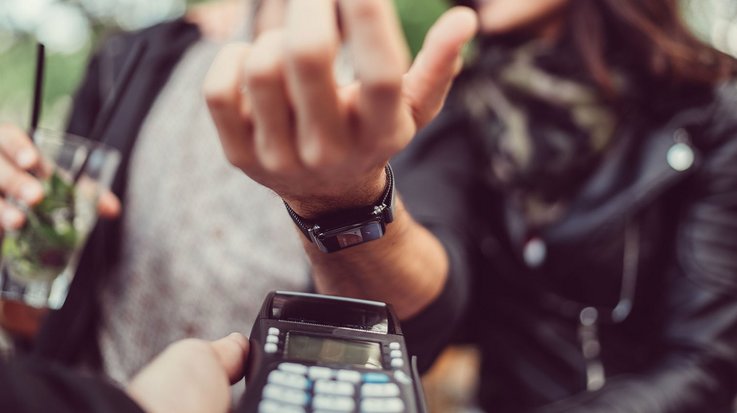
[
  {"xmin": 208, "ymin": 0, "xmax": 737, "ymax": 411},
  {"xmin": 425, "ymin": 1, "xmax": 737, "ymax": 411}
]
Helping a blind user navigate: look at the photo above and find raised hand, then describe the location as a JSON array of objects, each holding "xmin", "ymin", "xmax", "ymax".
[{"xmin": 205, "ymin": 0, "xmax": 478, "ymax": 217}]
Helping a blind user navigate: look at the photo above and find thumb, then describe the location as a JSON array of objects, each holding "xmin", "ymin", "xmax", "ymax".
[
  {"xmin": 211, "ymin": 333, "xmax": 250, "ymax": 384},
  {"xmin": 403, "ymin": 7, "xmax": 478, "ymax": 129}
]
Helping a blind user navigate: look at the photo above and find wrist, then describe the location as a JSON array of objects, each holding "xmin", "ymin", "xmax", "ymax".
[
  {"xmin": 284, "ymin": 164, "xmax": 396, "ymax": 253},
  {"xmin": 283, "ymin": 166, "xmax": 388, "ymax": 219}
]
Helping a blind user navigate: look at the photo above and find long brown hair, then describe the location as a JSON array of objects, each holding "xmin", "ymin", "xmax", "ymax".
[
  {"xmin": 458, "ymin": 0, "xmax": 737, "ymax": 95},
  {"xmin": 569, "ymin": 0, "xmax": 736, "ymax": 94}
]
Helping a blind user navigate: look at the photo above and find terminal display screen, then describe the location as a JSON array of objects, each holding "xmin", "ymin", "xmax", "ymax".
[{"xmin": 286, "ymin": 333, "xmax": 383, "ymax": 370}]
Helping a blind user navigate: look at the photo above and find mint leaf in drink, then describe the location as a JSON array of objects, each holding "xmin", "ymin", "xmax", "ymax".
[{"xmin": 2, "ymin": 171, "xmax": 79, "ymax": 282}]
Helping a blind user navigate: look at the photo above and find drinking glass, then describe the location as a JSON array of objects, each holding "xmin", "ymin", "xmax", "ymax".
[{"xmin": 0, "ymin": 129, "xmax": 120, "ymax": 309}]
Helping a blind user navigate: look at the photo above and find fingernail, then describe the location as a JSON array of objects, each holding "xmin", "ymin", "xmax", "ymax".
[
  {"xmin": 21, "ymin": 182, "xmax": 43, "ymax": 203},
  {"xmin": 227, "ymin": 332, "xmax": 244, "ymax": 341},
  {"xmin": 16, "ymin": 149, "xmax": 37, "ymax": 169},
  {"xmin": 2, "ymin": 208, "xmax": 23, "ymax": 229},
  {"xmin": 227, "ymin": 333, "xmax": 248, "ymax": 347}
]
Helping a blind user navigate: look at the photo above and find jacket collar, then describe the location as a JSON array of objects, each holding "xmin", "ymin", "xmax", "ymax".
[{"xmin": 543, "ymin": 95, "xmax": 716, "ymax": 242}]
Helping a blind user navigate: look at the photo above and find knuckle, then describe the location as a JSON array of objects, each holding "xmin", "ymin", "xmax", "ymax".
[
  {"xmin": 0, "ymin": 162, "xmax": 16, "ymax": 182},
  {"xmin": 204, "ymin": 50, "xmax": 247, "ymax": 109},
  {"xmin": 239, "ymin": 101, "xmax": 252, "ymax": 119},
  {"xmin": 254, "ymin": 133, "xmax": 289, "ymax": 171},
  {"xmin": 214, "ymin": 120, "xmax": 254, "ymax": 154},
  {"xmin": 204, "ymin": 87, "xmax": 235, "ymax": 111},
  {"xmin": 5, "ymin": 174, "xmax": 28, "ymax": 199},
  {"xmin": 245, "ymin": 37, "xmax": 286, "ymax": 88},
  {"xmin": 223, "ymin": 148, "xmax": 249, "ymax": 170},
  {"xmin": 298, "ymin": 142, "xmax": 336, "ymax": 170},
  {"xmin": 260, "ymin": 153, "xmax": 297, "ymax": 175},
  {"xmin": 243, "ymin": 61, "xmax": 281, "ymax": 89},
  {"xmin": 222, "ymin": 147, "xmax": 256, "ymax": 173},
  {"xmin": 287, "ymin": 41, "xmax": 334, "ymax": 76},
  {"xmin": 364, "ymin": 72, "xmax": 403, "ymax": 97},
  {"xmin": 348, "ymin": 0, "xmax": 381, "ymax": 21},
  {"xmin": 203, "ymin": 79, "xmax": 227, "ymax": 103}
]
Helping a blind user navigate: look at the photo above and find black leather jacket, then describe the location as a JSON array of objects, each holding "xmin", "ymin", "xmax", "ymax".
[{"xmin": 397, "ymin": 83, "xmax": 737, "ymax": 412}]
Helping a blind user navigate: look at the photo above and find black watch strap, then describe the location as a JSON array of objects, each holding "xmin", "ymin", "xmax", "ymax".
[{"xmin": 284, "ymin": 164, "xmax": 395, "ymax": 253}]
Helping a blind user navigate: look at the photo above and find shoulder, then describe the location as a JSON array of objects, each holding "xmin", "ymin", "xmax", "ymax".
[
  {"xmin": 701, "ymin": 81, "xmax": 737, "ymax": 145},
  {"xmin": 642, "ymin": 81, "xmax": 737, "ymax": 159},
  {"xmin": 672, "ymin": 82, "xmax": 737, "ymax": 295}
]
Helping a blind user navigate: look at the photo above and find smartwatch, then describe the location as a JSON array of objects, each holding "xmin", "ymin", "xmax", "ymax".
[{"xmin": 284, "ymin": 164, "xmax": 395, "ymax": 253}]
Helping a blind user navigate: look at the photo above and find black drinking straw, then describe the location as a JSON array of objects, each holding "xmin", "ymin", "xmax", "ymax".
[
  {"xmin": 28, "ymin": 43, "xmax": 45, "ymax": 140},
  {"xmin": 72, "ymin": 40, "xmax": 147, "ymax": 184}
]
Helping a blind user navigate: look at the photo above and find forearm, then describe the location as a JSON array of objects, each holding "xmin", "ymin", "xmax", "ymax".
[{"xmin": 304, "ymin": 196, "xmax": 449, "ymax": 320}]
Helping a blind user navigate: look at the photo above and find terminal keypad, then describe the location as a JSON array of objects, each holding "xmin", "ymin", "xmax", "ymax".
[{"xmin": 258, "ymin": 362, "xmax": 408, "ymax": 413}]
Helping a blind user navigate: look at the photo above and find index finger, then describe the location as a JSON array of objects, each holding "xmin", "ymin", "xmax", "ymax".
[
  {"xmin": 0, "ymin": 124, "xmax": 40, "ymax": 170},
  {"xmin": 339, "ymin": 0, "xmax": 410, "ymax": 135}
]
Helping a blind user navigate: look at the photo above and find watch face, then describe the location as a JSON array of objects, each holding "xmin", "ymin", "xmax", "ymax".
[
  {"xmin": 335, "ymin": 222, "xmax": 383, "ymax": 248},
  {"xmin": 336, "ymin": 227, "xmax": 365, "ymax": 248},
  {"xmin": 317, "ymin": 221, "xmax": 385, "ymax": 252}
]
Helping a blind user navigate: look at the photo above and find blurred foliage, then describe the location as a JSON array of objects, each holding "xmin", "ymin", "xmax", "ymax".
[
  {"xmin": 395, "ymin": 0, "xmax": 447, "ymax": 56},
  {"xmin": 0, "ymin": 40, "xmax": 92, "ymax": 131},
  {"xmin": 1, "ymin": 0, "xmax": 736, "ymax": 131},
  {"xmin": 0, "ymin": 0, "xmax": 449, "ymax": 131}
]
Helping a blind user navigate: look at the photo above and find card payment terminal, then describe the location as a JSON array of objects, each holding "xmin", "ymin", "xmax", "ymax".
[{"xmin": 237, "ymin": 291, "xmax": 428, "ymax": 413}]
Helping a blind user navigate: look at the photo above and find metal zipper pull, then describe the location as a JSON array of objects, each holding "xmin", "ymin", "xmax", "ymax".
[{"xmin": 579, "ymin": 306, "xmax": 606, "ymax": 391}]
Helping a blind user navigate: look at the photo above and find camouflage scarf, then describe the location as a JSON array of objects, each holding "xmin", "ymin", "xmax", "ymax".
[{"xmin": 461, "ymin": 40, "xmax": 619, "ymax": 229}]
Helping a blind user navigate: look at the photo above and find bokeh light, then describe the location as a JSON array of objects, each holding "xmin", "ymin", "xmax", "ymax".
[
  {"xmin": 0, "ymin": 0, "xmax": 736, "ymax": 131},
  {"xmin": 0, "ymin": 0, "xmax": 188, "ymax": 54},
  {"xmin": 35, "ymin": 3, "xmax": 91, "ymax": 54}
]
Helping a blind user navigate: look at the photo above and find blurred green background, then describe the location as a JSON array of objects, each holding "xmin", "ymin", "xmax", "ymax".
[
  {"xmin": 0, "ymin": 0, "xmax": 735, "ymax": 131},
  {"xmin": 0, "ymin": 0, "xmax": 446, "ymax": 131}
]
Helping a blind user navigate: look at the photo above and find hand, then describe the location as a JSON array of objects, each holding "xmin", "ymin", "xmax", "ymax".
[
  {"xmin": 127, "ymin": 333, "xmax": 249, "ymax": 413},
  {"xmin": 205, "ymin": 0, "xmax": 478, "ymax": 217},
  {"xmin": 0, "ymin": 124, "xmax": 121, "ymax": 231}
]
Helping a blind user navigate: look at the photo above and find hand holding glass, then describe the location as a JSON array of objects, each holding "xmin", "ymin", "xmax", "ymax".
[{"xmin": 0, "ymin": 130, "xmax": 120, "ymax": 309}]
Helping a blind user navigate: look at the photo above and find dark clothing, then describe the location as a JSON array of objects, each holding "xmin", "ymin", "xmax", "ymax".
[
  {"xmin": 0, "ymin": 357, "xmax": 144, "ymax": 413},
  {"xmin": 22, "ymin": 17, "xmax": 737, "ymax": 413},
  {"xmin": 34, "ymin": 19, "xmax": 201, "ymax": 366},
  {"xmin": 2, "ymin": 19, "xmax": 200, "ymax": 413},
  {"xmin": 397, "ymin": 81, "xmax": 737, "ymax": 412}
]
